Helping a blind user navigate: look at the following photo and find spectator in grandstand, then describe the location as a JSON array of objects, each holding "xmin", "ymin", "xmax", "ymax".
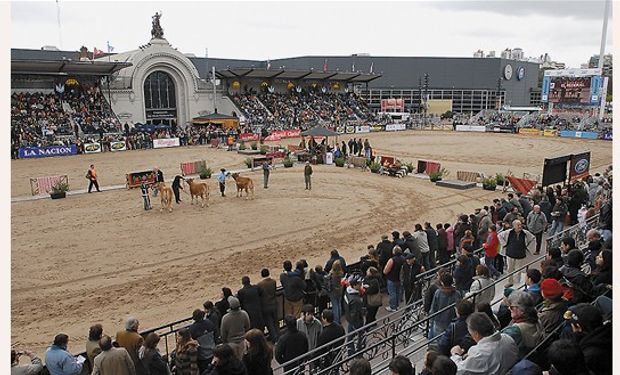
[
  {"xmin": 242, "ymin": 329, "xmax": 272, "ymax": 375},
  {"xmin": 220, "ymin": 297, "xmax": 250, "ymax": 360},
  {"xmin": 215, "ymin": 288, "xmax": 233, "ymax": 318},
  {"xmin": 424, "ymin": 269, "xmax": 447, "ymax": 315},
  {"xmin": 204, "ymin": 344, "xmax": 247, "ymax": 375},
  {"xmin": 11, "ymin": 349, "xmax": 43, "ymax": 375},
  {"xmin": 476, "ymin": 210, "xmax": 492, "ymax": 244},
  {"xmin": 592, "ymin": 249, "xmax": 612, "ymax": 287},
  {"xmin": 524, "ymin": 269, "xmax": 542, "ymax": 306},
  {"xmin": 538, "ymin": 194, "xmax": 553, "ymax": 224},
  {"xmin": 436, "ymin": 224, "xmax": 449, "ymax": 265},
  {"xmin": 236, "ymin": 276, "xmax": 265, "ymax": 331},
  {"xmin": 546, "ymin": 339, "xmax": 591, "ymax": 375},
  {"xmin": 510, "ymin": 359, "xmax": 543, "ymax": 375},
  {"xmin": 436, "ymin": 299, "xmax": 475, "ymax": 356},
  {"xmin": 453, "ymin": 254, "xmax": 475, "ymax": 295},
  {"xmin": 476, "ymin": 302, "xmax": 501, "ymax": 330},
  {"xmin": 597, "ymin": 196, "xmax": 612, "ymax": 242},
  {"xmin": 384, "ymin": 246, "xmax": 405, "ymax": 312},
  {"xmin": 414, "ymin": 224, "xmax": 431, "ymax": 270},
  {"xmin": 430, "ymin": 273, "xmax": 462, "ymax": 338},
  {"xmin": 116, "ymin": 318, "xmax": 146, "ymax": 375},
  {"xmin": 324, "ymin": 249, "xmax": 347, "ymax": 273},
  {"xmin": 541, "ymin": 247, "xmax": 564, "ymax": 272},
  {"xmin": 549, "ymin": 197, "xmax": 568, "ymax": 237},
  {"xmin": 257, "ymin": 268, "xmax": 279, "ymax": 343},
  {"xmin": 203, "ymin": 301, "xmax": 222, "ymax": 343},
  {"xmin": 401, "ymin": 253, "xmax": 424, "ymax": 305},
  {"xmin": 139, "ymin": 333, "xmax": 169, "ymax": 375},
  {"xmin": 85, "ymin": 324, "xmax": 103, "ymax": 369},
  {"xmin": 362, "ymin": 267, "xmax": 382, "ymax": 324},
  {"xmin": 583, "ymin": 229, "xmax": 603, "ymax": 272},
  {"xmin": 304, "ymin": 161, "xmax": 313, "ymax": 190},
  {"xmin": 560, "ymin": 250, "xmax": 593, "ymax": 303},
  {"xmin": 559, "ymin": 237, "xmax": 577, "ymax": 264},
  {"xmin": 418, "ymin": 350, "xmax": 439, "ymax": 375},
  {"xmin": 453, "ymin": 215, "xmax": 471, "ymax": 254},
  {"xmin": 344, "ymin": 275, "xmax": 365, "ymax": 355},
  {"xmin": 501, "ymin": 291, "xmax": 543, "ymax": 359},
  {"xmin": 517, "ymin": 193, "xmax": 532, "ymax": 219},
  {"xmin": 430, "ymin": 355, "xmax": 457, "ymax": 375},
  {"xmin": 507, "ymin": 193, "xmax": 523, "ymax": 213},
  {"xmin": 503, "ymin": 207, "xmax": 521, "ymax": 227},
  {"xmin": 450, "ymin": 312, "xmax": 517, "ymax": 374},
  {"xmin": 482, "ymin": 226, "xmax": 500, "ymax": 279},
  {"xmin": 388, "ymin": 355, "xmax": 414, "ymax": 375},
  {"xmin": 526, "ymin": 205, "xmax": 547, "ymax": 255},
  {"xmin": 91, "ymin": 335, "xmax": 136, "ymax": 375},
  {"xmin": 296, "ymin": 304, "xmax": 322, "ymax": 351},
  {"xmin": 189, "ymin": 309, "xmax": 216, "ymax": 373},
  {"xmin": 537, "ymin": 278, "xmax": 567, "ymax": 335},
  {"xmin": 280, "ymin": 260, "xmax": 306, "ymax": 318},
  {"xmin": 275, "ymin": 315, "xmax": 309, "ymax": 373},
  {"xmin": 360, "ymin": 246, "xmax": 380, "ymax": 276},
  {"xmin": 316, "ymin": 309, "xmax": 345, "ymax": 372},
  {"xmin": 499, "ymin": 220, "xmax": 535, "ymax": 287},
  {"xmin": 569, "ymin": 303, "xmax": 612, "ymax": 374},
  {"xmin": 401, "ymin": 231, "xmax": 420, "ymax": 261},
  {"xmin": 86, "ymin": 164, "xmax": 101, "ymax": 193},
  {"xmin": 217, "ymin": 169, "xmax": 227, "ymax": 197},
  {"xmin": 349, "ymin": 357, "xmax": 371, "ymax": 375},
  {"xmin": 44, "ymin": 334, "xmax": 83, "ymax": 375},
  {"xmin": 466, "ymin": 265, "xmax": 495, "ymax": 305}
]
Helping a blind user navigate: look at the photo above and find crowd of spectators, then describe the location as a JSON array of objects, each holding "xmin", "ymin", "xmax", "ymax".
[
  {"xmin": 64, "ymin": 84, "xmax": 122, "ymax": 134},
  {"xmin": 12, "ymin": 167, "xmax": 612, "ymax": 374}
]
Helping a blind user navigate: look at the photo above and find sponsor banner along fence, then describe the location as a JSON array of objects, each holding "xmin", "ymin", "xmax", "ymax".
[
  {"xmin": 559, "ymin": 130, "xmax": 599, "ymax": 140},
  {"xmin": 18, "ymin": 144, "xmax": 77, "ymax": 159},
  {"xmin": 84, "ymin": 142, "xmax": 102, "ymax": 154},
  {"xmin": 239, "ymin": 133, "xmax": 259, "ymax": 141},
  {"xmin": 370, "ymin": 125, "xmax": 385, "ymax": 132},
  {"xmin": 355, "ymin": 125, "xmax": 371, "ymax": 134},
  {"xmin": 110, "ymin": 141, "xmax": 127, "ymax": 151},
  {"xmin": 518, "ymin": 128, "xmax": 542, "ymax": 136},
  {"xmin": 543, "ymin": 129, "xmax": 558, "ymax": 137},
  {"xmin": 153, "ymin": 138, "xmax": 180, "ymax": 149},
  {"xmin": 385, "ymin": 124, "xmax": 406, "ymax": 131},
  {"xmin": 126, "ymin": 170, "xmax": 156, "ymax": 189},
  {"xmin": 456, "ymin": 125, "xmax": 487, "ymax": 132},
  {"xmin": 601, "ymin": 132, "xmax": 612, "ymax": 140},
  {"xmin": 29, "ymin": 175, "xmax": 69, "ymax": 196},
  {"xmin": 180, "ymin": 160, "xmax": 207, "ymax": 176}
]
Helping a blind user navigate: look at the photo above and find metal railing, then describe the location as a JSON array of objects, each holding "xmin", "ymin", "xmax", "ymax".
[{"xmin": 546, "ymin": 213, "xmax": 600, "ymax": 250}]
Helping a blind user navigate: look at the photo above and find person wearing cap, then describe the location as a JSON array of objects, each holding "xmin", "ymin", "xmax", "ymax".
[
  {"xmin": 296, "ymin": 304, "xmax": 322, "ymax": 351},
  {"xmin": 217, "ymin": 168, "xmax": 227, "ymax": 197},
  {"xmin": 538, "ymin": 278, "xmax": 567, "ymax": 334},
  {"xmin": 401, "ymin": 252, "xmax": 424, "ymax": 305},
  {"xmin": 304, "ymin": 161, "xmax": 313, "ymax": 190},
  {"xmin": 501, "ymin": 291, "xmax": 543, "ymax": 359},
  {"xmin": 344, "ymin": 275, "xmax": 364, "ymax": 355},
  {"xmin": 568, "ymin": 303, "xmax": 612, "ymax": 375},
  {"xmin": 220, "ymin": 296, "xmax": 250, "ymax": 360}
]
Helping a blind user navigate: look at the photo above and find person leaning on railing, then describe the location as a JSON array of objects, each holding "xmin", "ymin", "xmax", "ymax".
[{"xmin": 11, "ymin": 349, "xmax": 43, "ymax": 375}]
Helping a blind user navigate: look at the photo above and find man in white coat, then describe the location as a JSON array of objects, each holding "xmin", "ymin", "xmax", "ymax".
[{"xmin": 450, "ymin": 312, "xmax": 518, "ymax": 375}]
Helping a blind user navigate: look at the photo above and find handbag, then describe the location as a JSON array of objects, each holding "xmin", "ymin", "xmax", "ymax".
[{"xmin": 366, "ymin": 292, "xmax": 382, "ymax": 307}]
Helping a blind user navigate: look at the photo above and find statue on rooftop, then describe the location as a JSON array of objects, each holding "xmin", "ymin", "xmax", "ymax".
[{"xmin": 151, "ymin": 12, "xmax": 164, "ymax": 39}]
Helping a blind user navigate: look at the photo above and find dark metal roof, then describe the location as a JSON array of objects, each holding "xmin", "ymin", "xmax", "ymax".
[
  {"xmin": 12, "ymin": 59, "xmax": 132, "ymax": 76},
  {"xmin": 214, "ymin": 67, "xmax": 379, "ymax": 83}
]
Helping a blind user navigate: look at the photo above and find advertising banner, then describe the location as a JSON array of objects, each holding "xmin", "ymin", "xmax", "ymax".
[
  {"xmin": 264, "ymin": 133, "xmax": 281, "ymax": 141},
  {"xmin": 569, "ymin": 152, "xmax": 591, "ymax": 182},
  {"xmin": 380, "ymin": 98, "xmax": 405, "ymax": 111},
  {"xmin": 345, "ymin": 126, "xmax": 355, "ymax": 134},
  {"xmin": 541, "ymin": 76, "xmax": 551, "ymax": 102},
  {"xmin": 518, "ymin": 128, "xmax": 541, "ymax": 136},
  {"xmin": 110, "ymin": 141, "xmax": 127, "ymax": 151},
  {"xmin": 84, "ymin": 142, "xmax": 102, "ymax": 154},
  {"xmin": 355, "ymin": 125, "xmax": 371, "ymax": 134},
  {"xmin": 19, "ymin": 144, "xmax": 77, "ymax": 159},
  {"xmin": 385, "ymin": 124, "xmax": 406, "ymax": 131},
  {"xmin": 126, "ymin": 170, "xmax": 156, "ymax": 189},
  {"xmin": 456, "ymin": 125, "xmax": 486, "ymax": 132},
  {"xmin": 601, "ymin": 132, "xmax": 612, "ymax": 141},
  {"xmin": 543, "ymin": 129, "xmax": 558, "ymax": 137},
  {"xmin": 239, "ymin": 133, "xmax": 259, "ymax": 141},
  {"xmin": 559, "ymin": 131, "xmax": 599, "ymax": 140},
  {"xmin": 370, "ymin": 125, "xmax": 385, "ymax": 132},
  {"xmin": 336, "ymin": 126, "xmax": 346, "ymax": 134},
  {"xmin": 153, "ymin": 138, "xmax": 180, "ymax": 148}
]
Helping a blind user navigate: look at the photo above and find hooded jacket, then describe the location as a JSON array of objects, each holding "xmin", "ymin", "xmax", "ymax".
[
  {"xmin": 430, "ymin": 287, "xmax": 462, "ymax": 328},
  {"xmin": 538, "ymin": 299, "xmax": 567, "ymax": 334},
  {"xmin": 466, "ymin": 276, "xmax": 495, "ymax": 305},
  {"xmin": 344, "ymin": 286, "xmax": 364, "ymax": 329},
  {"xmin": 579, "ymin": 322, "xmax": 612, "ymax": 375}
]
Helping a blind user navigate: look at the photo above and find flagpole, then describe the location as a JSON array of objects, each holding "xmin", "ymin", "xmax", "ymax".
[{"xmin": 56, "ymin": 0, "xmax": 63, "ymax": 49}]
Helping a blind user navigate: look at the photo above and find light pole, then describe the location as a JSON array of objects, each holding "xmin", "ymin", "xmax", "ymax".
[
  {"xmin": 423, "ymin": 73, "xmax": 429, "ymax": 129},
  {"xmin": 496, "ymin": 77, "xmax": 503, "ymax": 110}
]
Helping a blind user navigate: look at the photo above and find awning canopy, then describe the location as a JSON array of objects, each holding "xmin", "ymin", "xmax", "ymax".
[
  {"xmin": 192, "ymin": 113, "xmax": 239, "ymax": 128},
  {"xmin": 215, "ymin": 67, "xmax": 380, "ymax": 83},
  {"xmin": 11, "ymin": 59, "xmax": 132, "ymax": 76},
  {"xmin": 301, "ymin": 126, "xmax": 339, "ymax": 137}
]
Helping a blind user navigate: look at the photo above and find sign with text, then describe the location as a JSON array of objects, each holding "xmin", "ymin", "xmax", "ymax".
[
  {"xmin": 19, "ymin": 144, "xmax": 77, "ymax": 159},
  {"xmin": 385, "ymin": 124, "xmax": 406, "ymax": 131},
  {"xmin": 153, "ymin": 138, "xmax": 180, "ymax": 149},
  {"xmin": 110, "ymin": 141, "xmax": 127, "ymax": 151},
  {"xmin": 456, "ymin": 125, "xmax": 486, "ymax": 132},
  {"xmin": 569, "ymin": 152, "xmax": 591, "ymax": 182},
  {"xmin": 84, "ymin": 142, "xmax": 102, "ymax": 154}
]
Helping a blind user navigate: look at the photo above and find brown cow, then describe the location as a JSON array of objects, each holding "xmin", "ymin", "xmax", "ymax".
[
  {"xmin": 185, "ymin": 178, "xmax": 210, "ymax": 207},
  {"xmin": 156, "ymin": 182, "xmax": 173, "ymax": 212},
  {"xmin": 231, "ymin": 173, "xmax": 254, "ymax": 199}
]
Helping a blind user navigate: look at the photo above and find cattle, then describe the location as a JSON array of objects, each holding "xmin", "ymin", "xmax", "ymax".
[
  {"xmin": 156, "ymin": 182, "xmax": 174, "ymax": 213},
  {"xmin": 231, "ymin": 173, "xmax": 254, "ymax": 199},
  {"xmin": 185, "ymin": 178, "xmax": 210, "ymax": 207}
]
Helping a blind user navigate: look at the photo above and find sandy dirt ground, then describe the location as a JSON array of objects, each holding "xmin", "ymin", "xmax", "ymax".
[{"xmin": 11, "ymin": 130, "xmax": 612, "ymax": 355}]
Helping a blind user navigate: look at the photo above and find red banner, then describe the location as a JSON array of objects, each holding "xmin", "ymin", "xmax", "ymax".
[
  {"xmin": 381, "ymin": 98, "xmax": 405, "ymax": 111},
  {"xmin": 506, "ymin": 176, "xmax": 537, "ymax": 195},
  {"xmin": 239, "ymin": 133, "xmax": 259, "ymax": 141}
]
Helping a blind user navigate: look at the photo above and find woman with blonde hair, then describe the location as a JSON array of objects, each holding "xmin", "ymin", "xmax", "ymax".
[{"xmin": 327, "ymin": 260, "xmax": 344, "ymax": 323}]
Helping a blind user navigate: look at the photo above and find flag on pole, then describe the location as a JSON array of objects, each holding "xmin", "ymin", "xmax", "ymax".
[
  {"xmin": 93, "ymin": 47, "xmax": 104, "ymax": 58},
  {"xmin": 352, "ymin": 63, "xmax": 355, "ymax": 72},
  {"xmin": 106, "ymin": 41, "xmax": 114, "ymax": 53},
  {"xmin": 266, "ymin": 58, "xmax": 271, "ymax": 70},
  {"xmin": 369, "ymin": 62, "xmax": 374, "ymax": 74},
  {"xmin": 323, "ymin": 59, "xmax": 328, "ymax": 72}
]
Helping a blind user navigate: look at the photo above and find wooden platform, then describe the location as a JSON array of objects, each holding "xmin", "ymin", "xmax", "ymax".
[{"xmin": 435, "ymin": 179, "xmax": 477, "ymax": 190}]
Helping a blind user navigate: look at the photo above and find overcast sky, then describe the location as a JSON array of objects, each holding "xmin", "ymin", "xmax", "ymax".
[{"xmin": 11, "ymin": 1, "xmax": 612, "ymax": 68}]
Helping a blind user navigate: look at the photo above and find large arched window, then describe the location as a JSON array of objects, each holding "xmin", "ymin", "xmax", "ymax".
[{"xmin": 144, "ymin": 71, "xmax": 176, "ymax": 110}]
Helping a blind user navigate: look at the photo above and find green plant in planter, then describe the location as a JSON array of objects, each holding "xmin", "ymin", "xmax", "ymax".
[
  {"xmin": 244, "ymin": 158, "xmax": 254, "ymax": 168},
  {"xmin": 259, "ymin": 145, "xmax": 269, "ymax": 155},
  {"xmin": 238, "ymin": 141, "xmax": 247, "ymax": 151},
  {"xmin": 250, "ymin": 141, "xmax": 258, "ymax": 150},
  {"xmin": 365, "ymin": 159, "xmax": 373, "ymax": 168},
  {"xmin": 495, "ymin": 173, "xmax": 505, "ymax": 186},
  {"xmin": 482, "ymin": 176, "xmax": 497, "ymax": 190},
  {"xmin": 404, "ymin": 162, "xmax": 415, "ymax": 174},
  {"xmin": 199, "ymin": 165, "xmax": 212, "ymax": 179},
  {"xmin": 283, "ymin": 157, "xmax": 294, "ymax": 168},
  {"xmin": 51, "ymin": 181, "xmax": 69, "ymax": 194},
  {"xmin": 334, "ymin": 157, "xmax": 345, "ymax": 167},
  {"xmin": 369, "ymin": 162, "xmax": 382, "ymax": 173}
]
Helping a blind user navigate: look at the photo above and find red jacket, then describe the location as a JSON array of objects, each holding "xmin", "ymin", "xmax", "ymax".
[{"xmin": 483, "ymin": 231, "xmax": 499, "ymax": 257}]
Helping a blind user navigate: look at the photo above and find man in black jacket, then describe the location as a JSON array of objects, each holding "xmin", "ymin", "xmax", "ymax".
[
  {"xmin": 188, "ymin": 309, "xmax": 216, "ymax": 373},
  {"xmin": 202, "ymin": 301, "xmax": 222, "ymax": 343},
  {"xmin": 425, "ymin": 222, "xmax": 439, "ymax": 268},
  {"xmin": 276, "ymin": 315, "xmax": 309, "ymax": 373},
  {"xmin": 317, "ymin": 309, "xmax": 345, "ymax": 373},
  {"xmin": 280, "ymin": 261, "xmax": 305, "ymax": 318},
  {"xmin": 236, "ymin": 276, "xmax": 264, "ymax": 331},
  {"xmin": 152, "ymin": 167, "xmax": 164, "ymax": 196},
  {"xmin": 324, "ymin": 249, "xmax": 347, "ymax": 273},
  {"xmin": 569, "ymin": 303, "xmax": 612, "ymax": 375},
  {"xmin": 401, "ymin": 231, "xmax": 421, "ymax": 262},
  {"xmin": 376, "ymin": 235, "xmax": 393, "ymax": 271},
  {"xmin": 344, "ymin": 276, "xmax": 365, "ymax": 355},
  {"xmin": 172, "ymin": 175, "xmax": 184, "ymax": 204},
  {"xmin": 401, "ymin": 253, "xmax": 424, "ymax": 305},
  {"xmin": 257, "ymin": 268, "xmax": 279, "ymax": 343}
]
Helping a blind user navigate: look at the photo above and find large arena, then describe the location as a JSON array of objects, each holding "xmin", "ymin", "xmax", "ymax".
[{"xmin": 11, "ymin": 130, "xmax": 612, "ymax": 355}]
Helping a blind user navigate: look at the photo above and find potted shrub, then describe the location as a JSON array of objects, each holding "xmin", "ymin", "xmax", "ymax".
[
  {"xmin": 334, "ymin": 157, "xmax": 345, "ymax": 167},
  {"xmin": 283, "ymin": 157, "xmax": 294, "ymax": 168},
  {"xmin": 260, "ymin": 145, "xmax": 269, "ymax": 155},
  {"xmin": 50, "ymin": 180, "xmax": 69, "ymax": 199},
  {"xmin": 369, "ymin": 162, "xmax": 382, "ymax": 174},
  {"xmin": 482, "ymin": 176, "xmax": 497, "ymax": 191},
  {"xmin": 244, "ymin": 157, "xmax": 254, "ymax": 169},
  {"xmin": 429, "ymin": 171, "xmax": 442, "ymax": 182},
  {"xmin": 199, "ymin": 165, "xmax": 212, "ymax": 179},
  {"xmin": 238, "ymin": 141, "xmax": 247, "ymax": 151},
  {"xmin": 404, "ymin": 162, "xmax": 415, "ymax": 174},
  {"xmin": 495, "ymin": 173, "xmax": 505, "ymax": 186},
  {"xmin": 250, "ymin": 141, "xmax": 258, "ymax": 150}
]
